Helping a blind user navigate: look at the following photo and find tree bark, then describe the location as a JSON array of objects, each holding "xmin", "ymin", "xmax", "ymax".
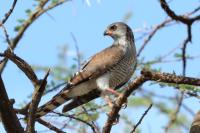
[{"xmin": 0, "ymin": 75, "xmax": 24, "ymax": 133}]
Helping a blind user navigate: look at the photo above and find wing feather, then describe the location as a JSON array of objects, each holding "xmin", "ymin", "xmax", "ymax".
[{"xmin": 70, "ymin": 45, "xmax": 125, "ymax": 85}]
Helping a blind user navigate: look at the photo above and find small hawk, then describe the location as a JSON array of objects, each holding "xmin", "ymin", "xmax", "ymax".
[{"xmin": 36, "ymin": 22, "xmax": 137, "ymax": 117}]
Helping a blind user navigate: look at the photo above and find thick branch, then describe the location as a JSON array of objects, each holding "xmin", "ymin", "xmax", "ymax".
[
  {"xmin": 102, "ymin": 76, "xmax": 146, "ymax": 133},
  {"xmin": 190, "ymin": 111, "xmax": 200, "ymax": 133},
  {"xmin": 141, "ymin": 69, "xmax": 200, "ymax": 86},
  {"xmin": 159, "ymin": 0, "xmax": 200, "ymax": 25},
  {"xmin": 0, "ymin": 51, "xmax": 39, "ymax": 86},
  {"xmin": 0, "ymin": 75, "xmax": 24, "ymax": 133},
  {"xmin": 102, "ymin": 69, "xmax": 200, "ymax": 132},
  {"xmin": 62, "ymin": 69, "xmax": 200, "ymax": 115}
]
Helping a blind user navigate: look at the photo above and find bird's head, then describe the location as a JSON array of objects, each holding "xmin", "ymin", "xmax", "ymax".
[{"xmin": 104, "ymin": 22, "xmax": 133, "ymax": 41}]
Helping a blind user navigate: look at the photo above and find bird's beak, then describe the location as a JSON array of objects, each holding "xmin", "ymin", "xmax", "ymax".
[{"xmin": 104, "ymin": 30, "xmax": 112, "ymax": 36}]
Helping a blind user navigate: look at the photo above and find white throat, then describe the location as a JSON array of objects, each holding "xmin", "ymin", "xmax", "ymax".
[{"xmin": 114, "ymin": 36, "xmax": 127, "ymax": 46}]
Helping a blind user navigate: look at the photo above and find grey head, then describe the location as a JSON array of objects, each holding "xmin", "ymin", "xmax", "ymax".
[{"xmin": 103, "ymin": 22, "xmax": 134, "ymax": 42}]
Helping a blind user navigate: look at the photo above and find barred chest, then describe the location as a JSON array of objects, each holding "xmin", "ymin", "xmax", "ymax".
[{"xmin": 109, "ymin": 48, "xmax": 135, "ymax": 88}]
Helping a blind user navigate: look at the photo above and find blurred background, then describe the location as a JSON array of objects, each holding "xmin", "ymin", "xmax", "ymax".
[{"xmin": 0, "ymin": 0, "xmax": 200, "ymax": 132}]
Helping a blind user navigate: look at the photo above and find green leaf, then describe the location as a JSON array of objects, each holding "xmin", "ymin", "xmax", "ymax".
[
  {"xmin": 174, "ymin": 53, "xmax": 182, "ymax": 58},
  {"xmin": 17, "ymin": 19, "xmax": 25, "ymax": 23},
  {"xmin": 14, "ymin": 25, "xmax": 22, "ymax": 32},
  {"xmin": 25, "ymin": 9, "xmax": 32, "ymax": 16},
  {"xmin": 51, "ymin": 0, "xmax": 59, "ymax": 4}
]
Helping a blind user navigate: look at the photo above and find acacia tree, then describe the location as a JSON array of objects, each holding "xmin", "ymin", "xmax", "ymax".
[{"xmin": 0, "ymin": 0, "xmax": 200, "ymax": 133}]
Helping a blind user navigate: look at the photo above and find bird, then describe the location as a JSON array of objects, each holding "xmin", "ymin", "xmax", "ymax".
[{"xmin": 36, "ymin": 22, "xmax": 137, "ymax": 118}]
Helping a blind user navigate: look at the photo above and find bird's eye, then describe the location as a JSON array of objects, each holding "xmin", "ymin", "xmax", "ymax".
[{"xmin": 110, "ymin": 25, "xmax": 117, "ymax": 31}]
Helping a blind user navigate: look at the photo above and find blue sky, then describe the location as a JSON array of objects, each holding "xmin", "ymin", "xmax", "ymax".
[{"xmin": 0, "ymin": 0, "xmax": 200, "ymax": 133}]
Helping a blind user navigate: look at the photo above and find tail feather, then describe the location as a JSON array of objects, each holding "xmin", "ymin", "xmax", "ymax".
[{"xmin": 36, "ymin": 89, "xmax": 71, "ymax": 118}]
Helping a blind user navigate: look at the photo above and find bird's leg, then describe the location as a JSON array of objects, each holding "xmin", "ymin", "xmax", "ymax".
[
  {"xmin": 105, "ymin": 88, "xmax": 127, "ymax": 108},
  {"xmin": 105, "ymin": 88, "xmax": 122, "ymax": 97},
  {"xmin": 101, "ymin": 91, "xmax": 113, "ymax": 108}
]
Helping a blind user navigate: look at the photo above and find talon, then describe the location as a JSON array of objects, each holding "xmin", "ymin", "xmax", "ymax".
[
  {"xmin": 106, "ymin": 113, "xmax": 120, "ymax": 125},
  {"xmin": 104, "ymin": 95, "xmax": 114, "ymax": 108},
  {"xmin": 112, "ymin": 114, "xmax": 120, "ymax": 125},
  {"xmin": 122, "ymin": 102, "xmax": 127, "ymax": 109},
  {"xmin": 122, "ymin": 99, "xmax": 128, "ymax": 109}
]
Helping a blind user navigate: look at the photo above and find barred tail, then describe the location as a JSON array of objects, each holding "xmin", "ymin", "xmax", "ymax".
[{"xmin": 36, "ymin": 86, "xmax": 71, "ymax": 118}]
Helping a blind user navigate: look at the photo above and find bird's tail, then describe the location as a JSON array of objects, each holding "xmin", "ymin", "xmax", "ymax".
[{"xmin": 36, "ymin": 85, "xmax": 71, "ymax": 118}]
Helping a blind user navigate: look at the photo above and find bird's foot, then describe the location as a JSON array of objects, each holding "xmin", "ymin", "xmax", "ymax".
[
  {"xmin": 106, "ymin": 113, "xmax": 120, "ymax": 125},
  {"xmin": 104, "ymin": 95, "xmax": 114, "ymax": 108},
  {"xmin": 121, "ymin": 99, "xmax": 127, "ymax": 109}
]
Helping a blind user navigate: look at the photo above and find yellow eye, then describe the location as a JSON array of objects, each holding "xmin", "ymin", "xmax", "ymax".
[{"xmin": 110, "ymin": 25, "xmax": 117, "ymax": 31}]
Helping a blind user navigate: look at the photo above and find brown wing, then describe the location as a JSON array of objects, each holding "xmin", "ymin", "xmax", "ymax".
[{"xmin": 70, "ymin": 45, "xmax": 125, "ymax": 85}]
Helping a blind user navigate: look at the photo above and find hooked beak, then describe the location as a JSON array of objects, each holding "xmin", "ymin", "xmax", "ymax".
[{"xmin": 104, "ymin": 30, "xmax": 112, "ymax": 36}]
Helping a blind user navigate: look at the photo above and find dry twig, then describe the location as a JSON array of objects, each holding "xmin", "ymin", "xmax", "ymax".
[
  {"xmin": 26, "ymin": 69, "xmax": 50, "ymax": 133},
  {"xmin": 53, "ymin": 111, "xmax": 99, "ymax": 133},
  {"xmin": 37, "ymin": 118, "xmax": 66, "ymax": 133},
  {"xmin": 0, "ymin": 0, "xmax": 70, "ymax": 74},
  {"xmin": 0, "ymin": 0, "xmax": 17, "ymax": 26},
  {"xmin": 130, "ymin": 103, "xmax": 153, "ymax": 133}
]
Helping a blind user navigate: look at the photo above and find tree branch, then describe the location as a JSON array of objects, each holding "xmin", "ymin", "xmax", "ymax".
[
  {"xmin": 0, "ymin": 75, "xmax": 24, "ymax": 133},
  {"xmin": 190, "ymin": 111, "xmax": 200, "ymax": 133},
  {"xmin": 137, "ymin": 19, "xmax": 172, "ymax": 57},
  {"xmin": 159, "ymin": 0, "xmax": 200, "ymax": 25},
  {"xmin": 0, "ymin": 0, "xmax": 70, "ymax": 74},
  {"xmin": 0, "ymin": 0, "xmax": 17, "ymax": 26},
  {"xmin": 0, "ymin": 51, "xmax": 39, "ymax": 87},
  {"xmin": 130, "ymin": 103, "xmax": 153, "ymax": 133},
  {"xmin": 53, "ymin": 111, "xmax": 99, "ymax": 133},
  {"xmin": 102, "ymin": 69, "xmax": 200, "ymax": 133},
  {"xmin": 26, "ymin": 69, "xmax": 50, "ymax": 133},
  {"xmin": 62, "ymin": 68, "xmax": 200, "ymax": 115},
  {"xmin": 37, "ymin": 118, "xmax": 66, "ymax": 133}
]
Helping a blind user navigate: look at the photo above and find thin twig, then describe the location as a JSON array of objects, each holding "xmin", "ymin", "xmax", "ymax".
[
  {"xmin": 70, "ymin": 32, "xmax": 81, "ymax": 70},
  {"xmin": 0, "ymin": 0, "xmax": 17, "ymax": 26},
  {"xmin": 81, "ymin": 106, "xmax": 99, "ymax": 133},
  {"xmin": 0, "ymin": 0, "xmax": 70, "ymax": 74},
  {"xmin": 37, "ymin": 118, "xmax": 66, "ymax": 133},
  {"xmin": 1, "ymin": 25, "xmax": 13, "ymax": 52},
  {"xmin": 164, "ymin": 92, "xmax": 184, "ymax": 132},
  {"xmin": 53, "ymin": 111, "xmax": 98, "ymax": 133},
  {"xmin": 130, "ymin": 103, "xmax": 153, "ymax": 133},
  {"xmin": 26, "ymin": 69, "xmax": 50, "ymax": 133},
  {"xmin": 44, "ymin": 82, "xmax": 67, "ymax": 95},
  {"xmin": 137, "ymin": 19, "xmax": 172, "ymax": 57},
  {"xmin": 181, "ymin": 25, "xmax": 192, "ymax": 75}
]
